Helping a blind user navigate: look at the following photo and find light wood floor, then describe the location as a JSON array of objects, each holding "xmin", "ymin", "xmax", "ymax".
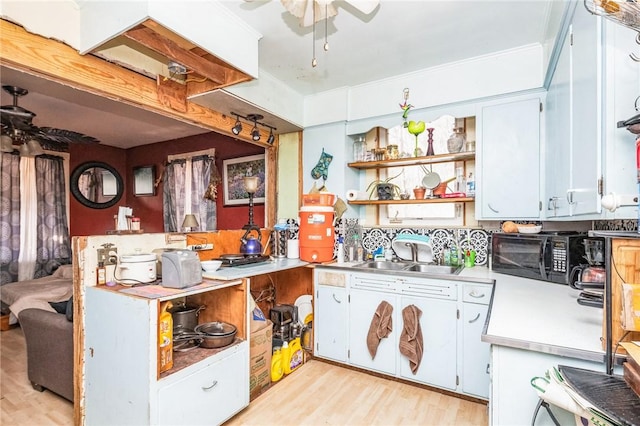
[{"xmin": 2, "ymin": 326, "xmax": 487, "ymax": 425}]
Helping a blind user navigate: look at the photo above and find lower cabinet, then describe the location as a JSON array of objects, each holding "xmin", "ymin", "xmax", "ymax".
[
  {"xmin": 315, "ymin": 284, "xmax": 349, "ymax": 362},
  {"xmin": 398, "ymin": 295, "xmax": 457, "ymax": 390},
  {"xmin": 158, "ymin": 343, "xmax": 248, "ymax": 425},
  {"xmin": 461, "ymin": 283, "xmax": 491, "ymax": 399},
  {"xmin": 314, "ymin": 267, "xmax": 492, "ymax": 399},
  {"xmin": 349, "ymin": 287, "xmax": 398, "ymax": 375}
]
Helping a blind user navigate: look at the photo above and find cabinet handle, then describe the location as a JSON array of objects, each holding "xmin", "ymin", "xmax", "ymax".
[
  {"xmin": 332, "ymin": 293, "xmax": 342, "ymax": 304},
  {"xmin": 566, "ymin": 191, "xmax": 576, "ymax": 206},
  {"xmin": 486, "ymin": 363, "xmax": 490, "ymax": 374},
  {"xmin": 468, "ymin": 313, "xmax": 481, "ymax": 323},
  {"xmin": 469, "ymin": 291, "xmax": 485, "ymax": 298},
  {"xmin": 202, "ymin": 380, "xmax": 218, "ymax": 391},
  {"xmin": 487, "ymin": 203, "xmax": 499, "ymax": 213}
]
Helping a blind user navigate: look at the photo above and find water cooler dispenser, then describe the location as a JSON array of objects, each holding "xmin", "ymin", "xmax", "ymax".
[{"xmin": 299, "ymin": 194, "xmax": 335, "ymax": 262}]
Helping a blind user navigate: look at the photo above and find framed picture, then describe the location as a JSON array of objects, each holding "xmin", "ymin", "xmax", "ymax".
[
  {"xmin": 223, "ymin": 154, "xmax": 266, "ymax": 205},
  {"xmin": 133, "ymin": 165, "xmax": 156, "ymax": 196}
]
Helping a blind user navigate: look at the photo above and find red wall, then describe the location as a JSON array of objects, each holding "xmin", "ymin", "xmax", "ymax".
[{"xmin": 69, "ymin": 132, "xmax": 264, "ymax": 237}]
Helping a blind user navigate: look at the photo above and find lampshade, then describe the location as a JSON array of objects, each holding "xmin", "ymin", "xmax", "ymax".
[
  {"xmin": 0, "ymin": 135, "xmax": 13, "ymax": 153},
  {"xmin": 244, "ymin": 176, "xmax": 259, "ymax": 193},
  {"xmin": 27, "ymin": 139, "xmax": 44, "ymax": 156},
  {"xmin": 181, "ymin": 214, "xmax": 199, "ymax": 230}
]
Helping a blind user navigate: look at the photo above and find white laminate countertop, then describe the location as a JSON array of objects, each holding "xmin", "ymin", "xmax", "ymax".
[
  {"xmin": 465, "ymin": 268, "xmax": 605, "ymax": 362},
  {"xmin": 201, "ymin": 258, "xmax": 309, "ymax": 280}
]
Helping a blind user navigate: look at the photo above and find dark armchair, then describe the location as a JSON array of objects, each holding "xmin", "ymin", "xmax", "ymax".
[{"xmin": 18, "ymin": 308, "xmax": 74, "ymax": 402}]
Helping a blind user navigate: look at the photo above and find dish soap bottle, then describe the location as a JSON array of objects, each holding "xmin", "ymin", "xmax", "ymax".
[{"xmin": 158, "ymin": 301, "xmax": 173, "ymax": 373}]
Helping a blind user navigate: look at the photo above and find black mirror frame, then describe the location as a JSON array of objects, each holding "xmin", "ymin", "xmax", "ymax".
[{"xmin": 70, "ymin": 161, "xmax": 123, "ymax": 209}]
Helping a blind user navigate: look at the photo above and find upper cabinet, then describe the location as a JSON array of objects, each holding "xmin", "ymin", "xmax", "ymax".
[
  {"xmin": 545, "ymin": 5, "xmax": 640, "ymax": 220},
  {"xmin": 476, "ymin": 94, "xmax": 543, "ymax": 220},
  {"xmin": 545, "ymin": 5, "xmax": 601, "ymax": 218}
]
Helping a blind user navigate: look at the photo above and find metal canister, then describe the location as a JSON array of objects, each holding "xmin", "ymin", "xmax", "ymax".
[{"xmin": 273, "ymin": 228, "xmax": 287, "ymax": 258}]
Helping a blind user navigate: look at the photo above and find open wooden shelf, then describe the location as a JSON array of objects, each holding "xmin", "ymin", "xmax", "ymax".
[
  {"xmin": 348, "ymin": 151, "xmax": 475, "ymax": 170},
  {"xmin": 348, "ymin": 197, "xmax": 475, "ymax": 205}
]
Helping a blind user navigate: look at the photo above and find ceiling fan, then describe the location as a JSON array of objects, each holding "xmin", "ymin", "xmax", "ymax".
[
  {"xmin": 0, "ymin": 85, "xmax": 100, "ymax": 154},
  {"xmin": 280, "ymin": 0, "xmax": 380, "ymax": 26}
]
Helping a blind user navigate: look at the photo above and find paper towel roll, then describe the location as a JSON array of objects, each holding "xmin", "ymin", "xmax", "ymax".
[
  {"xmin": 346, "ymin": 190, "xmax": 367, "ymax": 201},
  {"xmin": 287, "ymin": 239, "xmax": 299, "ymax": 259}
]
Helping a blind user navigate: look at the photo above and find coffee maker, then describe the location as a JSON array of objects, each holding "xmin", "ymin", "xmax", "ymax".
[
  {"xmin": 270, "ymin": 304, "xmax": 299, "ymax": 343},
  {"xmin": 570, "ymin": 238, "xmax": 606, "ymax": 307}
]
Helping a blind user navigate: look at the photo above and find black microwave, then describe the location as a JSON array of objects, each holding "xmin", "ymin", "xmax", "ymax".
[{"xmin": 491, "ymin": 232, "xmax": 588, "ymax": 284}]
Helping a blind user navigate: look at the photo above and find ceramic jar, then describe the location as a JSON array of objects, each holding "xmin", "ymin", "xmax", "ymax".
[{"xmin": 447, "ymin": 128, "xmax": 466, "ymax": 153}]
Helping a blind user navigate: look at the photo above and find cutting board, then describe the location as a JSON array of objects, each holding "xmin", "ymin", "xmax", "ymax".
[
  {"xmin": 623, "ymin": 358, "xmax": 640, "ymax": 398},
  {"xmin": 604, "ymin": 239, "xmax": 640, "ymax": 356}
]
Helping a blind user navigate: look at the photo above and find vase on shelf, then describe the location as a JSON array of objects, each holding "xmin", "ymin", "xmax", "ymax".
[
  {"xmin": 407, "ymin": 120, "xmax": 426, "ymax": 157},
  {"xmin": 426, "ymin": 128, "xmax": 435, "ymax": 156},
  {"xmin": 447, "ymin": 127, "xmax": 466, "ymax": 153}
]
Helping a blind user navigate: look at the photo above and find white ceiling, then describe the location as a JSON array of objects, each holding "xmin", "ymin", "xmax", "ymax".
[{"xmin": 0, "ymin": 0, "xmax": 565, "ymax": 149}]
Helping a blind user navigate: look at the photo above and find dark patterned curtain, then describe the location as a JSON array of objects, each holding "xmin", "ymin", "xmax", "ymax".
[
  {"xmin": 0, "ymin": 152, "xmax": 21, "ymax": 285},
  {"xmin": 34, "ymin": 155, "xmax": 71, "ymax": 278}
]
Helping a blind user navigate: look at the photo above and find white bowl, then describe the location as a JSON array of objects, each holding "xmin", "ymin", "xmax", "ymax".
[
  {"xmin": 517, "ymin": 225, "xmax": 542, "ymax": 234},
  {"xmin": 201, "ymin": 260, "xmax": 222, "ymax": 272}
]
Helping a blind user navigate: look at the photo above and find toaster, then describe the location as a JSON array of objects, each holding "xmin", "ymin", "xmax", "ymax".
[{"xmin": 161, "ymin": 250, "xmax": 202, "ymax": 289}]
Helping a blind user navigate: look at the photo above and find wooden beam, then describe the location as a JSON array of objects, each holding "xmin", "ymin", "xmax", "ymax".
[
  {"xmin": 0, "ymin": 19, "xmax": 271, "ymax": 144},
  {"xmin": 124, "ymin": 26, "xmax": 227, "ymax": 85}
]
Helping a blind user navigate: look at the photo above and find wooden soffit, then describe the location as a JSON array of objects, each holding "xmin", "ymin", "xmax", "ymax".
[{"xmin": 0, "ymin": 19, "xmax": 272, "ymax": 145}]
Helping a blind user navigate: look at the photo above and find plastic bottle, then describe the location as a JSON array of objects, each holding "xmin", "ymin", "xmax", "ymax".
[
  {"xmin": 288, "ymin": 337, "xmax": 303, "ymax": 373},
  {"xmin": 96, "ymin": 262, "xmax": 106, "ymax": 285},
  {"xmin": 450, "ymin": 245, "xmax": 458, "ymax": 267},
  {"xmin": 466, "ymin": 173, "xmax": 475, "ymax": 197},
  {"xmin": 271, "ymin": 347, "xmax": 284, "ymax": 382},
  {"xmin": 337, "ymin": 237, "xmax": 345, "ymax": 264},
  {"xmin": 281, "ymin": 341, "xmax": 291, "ymax": 374},
  {"xmin": 158, "ymin": 301, "xmax": 173, "ymax": 373}
]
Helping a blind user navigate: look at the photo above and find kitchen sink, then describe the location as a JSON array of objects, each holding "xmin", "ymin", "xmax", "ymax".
[
  {"xmin": 353, "ymin": 261, "xmax": 413, "ymax": 270},
  {"xmin": 352, "ymin": 261, "xmax": 463, "ymax": 275},
  {"xmin": 403, "ymin": 264, "xmax": 463, "ymax": 275}
]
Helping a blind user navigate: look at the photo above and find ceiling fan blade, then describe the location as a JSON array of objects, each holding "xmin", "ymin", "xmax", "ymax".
[
  {"xmin": 38, "ymin": 127, "xmax": 101, "ymax": 145},
  {"xmin": 344, "ymin": 0, "xmax": 379, "ymax": 15},
  {"xmin": 0, "ymin": 112, "xmax": 37, "ymax": 132}
]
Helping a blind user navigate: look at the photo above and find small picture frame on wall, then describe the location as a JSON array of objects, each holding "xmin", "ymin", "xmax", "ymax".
[
  {"xmin": 133, "ymin": 165, "xmax": 156, "ymax": 196},
  {"xmin": 222, "ymin": 154, "xmax": 266, "ymax": 205}
]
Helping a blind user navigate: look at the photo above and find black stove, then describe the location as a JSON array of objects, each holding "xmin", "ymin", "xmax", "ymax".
[{"xmin": 217, "ymin": 254, "xmax": 270, "ymax": 267}]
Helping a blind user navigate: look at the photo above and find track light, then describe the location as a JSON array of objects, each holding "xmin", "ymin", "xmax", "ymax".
[
  {"xmin": 231, "ymin": 115, "xmax": 242, "ymax": 135},
  {"xmin": 229, "ymin": 111, "xmax": 277, "ymax": 144}
]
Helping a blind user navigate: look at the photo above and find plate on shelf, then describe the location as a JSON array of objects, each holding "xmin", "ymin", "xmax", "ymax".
[
  {"xmin": 392, "ymin": 234, "xmax": 433, "ymax": 263},
  {"xmin": 294, "ymin": 295, "xmax": 313, "ymax": 325},
  {"xmin": 517, "ymin": 225, "xmax": 542, "ymax": 234}
]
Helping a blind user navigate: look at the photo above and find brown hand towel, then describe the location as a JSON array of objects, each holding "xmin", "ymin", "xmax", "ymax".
[
  {"xmin": 366, "ymin": 300, "xmax": 393, "ymax": 359},
  {"xmin": 399, "ymin": 304, "xmax": 424, "ymax": 374}
]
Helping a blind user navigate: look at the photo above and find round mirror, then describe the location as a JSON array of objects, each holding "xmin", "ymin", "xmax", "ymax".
[{"xmin": 70, "ymin": 161, "xmax": 123, "ymax": 209}]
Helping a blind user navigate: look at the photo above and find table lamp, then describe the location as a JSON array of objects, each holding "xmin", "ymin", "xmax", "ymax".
[{"xmin": 182, "ymin": 214, "xmax": 199, "ymax": 232}]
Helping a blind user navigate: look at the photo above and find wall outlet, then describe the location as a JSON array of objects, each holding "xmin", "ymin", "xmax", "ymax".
[{"xmin": 97, "ymin": 247, "xmax": 117, "ymax": 265}]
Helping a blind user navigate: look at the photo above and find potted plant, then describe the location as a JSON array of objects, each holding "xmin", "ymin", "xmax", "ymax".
[{"xmin": 366, "ymin": 170, "xmax": 403, "ymax": 200}]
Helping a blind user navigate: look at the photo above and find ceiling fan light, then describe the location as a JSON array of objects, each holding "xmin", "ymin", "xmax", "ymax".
[
  {"xmin": 27, "ymin": 139, "xmax": 44, "ymax": 156},
  {"xmin": 0, "ymin": 135, "xmax": 14, "ymax": 153},
  {"xmin": 19, "ymin": 142, "xmax": 31, "ymax": 157}
]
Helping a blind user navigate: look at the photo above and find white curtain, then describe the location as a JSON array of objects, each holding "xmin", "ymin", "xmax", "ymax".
[{"xmin": 18, "ymin": 157, "xmax": 37, "ymax": 280}]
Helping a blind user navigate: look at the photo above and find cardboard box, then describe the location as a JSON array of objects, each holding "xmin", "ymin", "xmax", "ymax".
[{"xmin": 249, "ymin": 319, "xmax": 272, "ymax": 399}]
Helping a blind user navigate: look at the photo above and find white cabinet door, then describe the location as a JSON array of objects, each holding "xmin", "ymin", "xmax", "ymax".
[
  {"xmin": 158, "ymin": 344, "xmax": 248, "ymax": 426},
  {"xmin": 461, "ymin": 302, "xmax": 490, "ymax": 398},
  {"xmin": 567, "ymin": 5, "xmax": 601, "ymax": 216},
  {"xmin": 545, "ymin": 28, "xmax": 572, "ymax": 217},
  {"xmin": 478, "ymin": 96, "xmax": 542, "ymax": 219},
  {"xmin": 349, "ymin": 288, "xmax": 398, "ymax": 375},
  {"xmin": 315, "ymin": 285, "xmax": 348, "ymax": 362},
  {"xmin": 398, "ymin": 295, "xmax": 457, "ymax": 390}
]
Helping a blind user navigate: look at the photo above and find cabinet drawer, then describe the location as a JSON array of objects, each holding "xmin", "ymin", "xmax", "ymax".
[
  {"xmin": 462, "ymin": 283, "xmax": 492, "ymax": 305},
  {"xmin": 317, "ymin": 270, "xmax": 347, "ymax": 287},
  {"xmin": 158, "ymin": 345, "xmax": 248, "ymax": 425}
]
